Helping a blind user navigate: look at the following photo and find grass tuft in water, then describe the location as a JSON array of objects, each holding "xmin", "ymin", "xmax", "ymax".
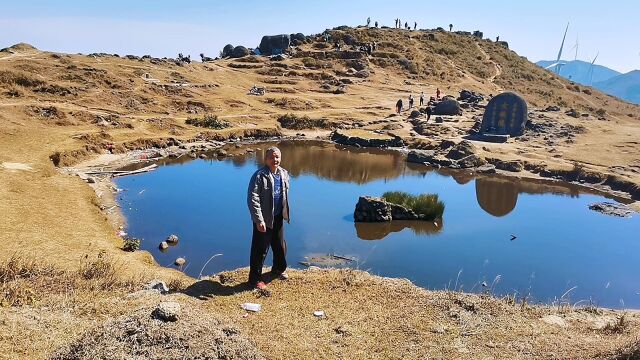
[{"xmin": 382, "ymin": 191, "xmax": 445, "ymax": 220}]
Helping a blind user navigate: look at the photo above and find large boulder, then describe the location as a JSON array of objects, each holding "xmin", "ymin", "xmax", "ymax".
[
  {"xmin": 259, "ymin": 35, "xmax": 290, "ymax": 55},
  {"xmin": 433, "ymin": 98, "xmax": 461, "ymax": 116},
  {"xmin": 231, "ymin": 46, "xmax": 250, "ymax": 58},
  {"xmin": 222, "ymin": 44, "xmax": 235, "ymax": 58}
]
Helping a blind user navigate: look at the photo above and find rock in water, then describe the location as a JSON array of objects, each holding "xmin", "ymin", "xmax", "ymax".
[
  {"xmin": 588, "ymin": 202, "xmax": 634, "ymax": 217},
  {"xmin": 152, "ymin": 302, "xmax": 181, "ymax": 322},
  {"xmin": 354, "ymin": 196, "xmax": 392, "ymax": 222},
  {"xmin": 159, "ymin": 241, "xmax": 169, "ymax": 250},
  {"xmin": 166, "ymin": 234, "xmax": 179, "ymax": 244},
  {"xmin": 174, "ymin": 257, "xmax": 186, "ymax": 266}
]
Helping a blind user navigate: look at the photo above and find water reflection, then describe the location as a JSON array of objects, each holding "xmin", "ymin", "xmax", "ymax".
[
  {"xmin": 354, "ymin": 220, "xmax": 443, "ymax": 240},
  {"xmin": 252, "ymin": 141, "xmax": 406, "ymax": 184},
  {"xmin": 475, "ymin": 177, "xmax": 519, "ymax": 217}
]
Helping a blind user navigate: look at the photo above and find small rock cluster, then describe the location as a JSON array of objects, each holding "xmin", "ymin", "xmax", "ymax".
[{"xmin": 407, "ymin": 140, "xmax": 487, "ymax": 169}]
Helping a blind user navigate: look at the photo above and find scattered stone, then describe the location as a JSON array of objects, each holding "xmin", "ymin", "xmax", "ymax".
[
  {"xmin": 144, "ymin": 279, "xmax": 170, "ymax": 294},
  {"xmin": 409, "ymin": 110, "xmax": 421, "ymax": 119},
  {"xmin": 199, "ymin": 153, "xmax": 207, "ymax": 159},
  {"xmin": 407, "ymin": 150, "xmax": 436, "ymax": 164},
  {"xmin": 541, "ymin": 314, "xmax": 568, "ymax": 328},
  {"xmin": 487, "ymin": 158, "xmax": 524, "ymax": 172},
  {"xmin": 545, "ymin": 105, "xmax": 561, "ymax": 112},
  {"xmin": 566, "ymin": 108, "xmax": 581, "ymax": 118},
  {"xmin": 476, "ymin": 164, "xmax": 496, "ymax": 174},
  {"xmin": 152, "ymin": 301, "xmax": 181, "ymax": 322},
  {"xmin": 159, "ymin": 241, "xmax": 169, "ymax": 250},
  {"xmin": 174, "ymin": 257, "xmax": 186, "ymax": 266},
  {"xmin": 588, "ymin": 202, "xmax": 634, "ymax": 218},
  {"xmin": 458, "ymin": 154, "xmax": 486, "ymax": 168},
  {"xmin": 431, "ymin": 325, "xmax": 447, "ymax": 334},
  {"xmin": 231, "ymin": 46, "xmax": 250, "ymax": 58},
  {"xmin": 446, "ymin": 141, "xmax": 477, "ymax": 160},
  {"xmin": 217, "ymin": 149, "xmax": 228, "ymax": 157}
]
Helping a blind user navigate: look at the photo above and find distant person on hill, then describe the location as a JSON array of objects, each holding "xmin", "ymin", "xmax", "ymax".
[
  {"xmin": 414, "ymin": 22, "xmax": 417, "ymax": 30},
  {"xmin": 396, "ymin": 99, "xmax": 403, "ymax": 114},
  {"xmin": 426, "ymin": 106, "xmax": 432, "ymax": 121},
  {"xmin": 436, "ymin": 88, "xmax": 441, "ymax": 99},
  {"xmin": 375, "ymin": 21, "xmax": 379, "ymax": 28},
  {"xmin": 420, "ymin": 92, "xmax": 425, "ymax": 106},
  {"xmin": 408, "ymin": 94, "xmax": 414, "ymax": 108},
  {"xmin": 247, "ymin": 147, "xmax": 291, "ymax": 290},
  {"xmin": 404, "ymin": 22, "xmax": 408, "ymax": 29},
  {"xmin": 367, "ymin": 17, "xmax": 371, "ymax": 27},
  {"xmin": 496, "ymin": 36, "xmax": 500, "ymax": 42},
  {"xmin": 449, "ymin": 24, "xmax": 453, "ymax": 32}
]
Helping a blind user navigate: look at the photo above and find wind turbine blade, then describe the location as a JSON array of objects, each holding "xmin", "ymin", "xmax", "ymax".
[{"xmin": 555, "ymin": 23, "xmax": 569, "ymax": 74}]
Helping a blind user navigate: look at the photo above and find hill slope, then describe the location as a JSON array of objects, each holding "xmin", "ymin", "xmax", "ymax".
[{"xmin": 595, "ymin": 70, "xmax": 640, "ymax": 104}]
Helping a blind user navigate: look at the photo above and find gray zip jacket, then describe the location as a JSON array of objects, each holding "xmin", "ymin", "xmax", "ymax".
[{"xmin": 247, "ymin": 165, "xmax": 290, "ymax": 228}]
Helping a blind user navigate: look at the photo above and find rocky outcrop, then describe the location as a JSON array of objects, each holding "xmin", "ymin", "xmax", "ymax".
[
  {"xmin": 331, "ymin": 130, "xmax": 403, "ymax": 148},
  {"xmin": 354, "ymin": 196, "xmax": 422, "ymax": 222},
  {"xmin": 222, "ymin": 44, "xmax": 235, "ymax": 58}
]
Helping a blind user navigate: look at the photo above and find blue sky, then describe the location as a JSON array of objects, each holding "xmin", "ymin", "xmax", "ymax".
[{"xmin": 2, "ymin": 0, "xmax": 639, "ymax": 72}]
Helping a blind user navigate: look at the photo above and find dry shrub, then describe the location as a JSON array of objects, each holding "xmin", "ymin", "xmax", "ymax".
[
  {"xmin": 265, "ymin": 97, "xmax": 315, "ymax": 110},
  {"xmin": 277, "ymin": 113, "xmax": 331, "ymax": 130},
  {"xmin": 185, "ymin": 114, "xmax": 230, "ymax": 129},
  {"xmin": 0, "ymin": 255, "xmax": 68, "ymax": 306},
  {"xmin": 0, "ymin": 70, "xmax": 45, "ymax": 87}
]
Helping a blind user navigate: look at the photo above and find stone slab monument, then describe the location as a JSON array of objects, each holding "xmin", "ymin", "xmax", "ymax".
[{"xmin": 480, "ymin": 92, "xmax": 528, "ymax": 142}]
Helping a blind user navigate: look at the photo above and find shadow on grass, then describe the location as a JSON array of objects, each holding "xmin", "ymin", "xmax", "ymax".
[
  {"xmin": 182, "ymin": 279, "xmax": 250, "ymax": 299},
  {"xmin": 182, "ymin": 271, "xmax": 281, "ymax": 300}
]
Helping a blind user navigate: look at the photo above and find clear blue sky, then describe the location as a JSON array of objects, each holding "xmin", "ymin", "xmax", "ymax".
[{"xmin": 2, "ymin": 0, "xmax": 639, "ymax": 73}]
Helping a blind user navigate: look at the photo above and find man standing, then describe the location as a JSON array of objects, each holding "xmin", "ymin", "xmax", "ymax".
[
  {"xmin": 247, "ymin": 147, "xmax": 290, "ymax": 290},
  {"xmin": 419, "ymin": 92, "xmax": 424, "ymax": 106},
  {"xmin": 396, "ymin": 98, "xmax": 403, "ymax": 114},
  {"xmin": 408, "ymin": 94, "xmax": 414, "ymax": 109}
]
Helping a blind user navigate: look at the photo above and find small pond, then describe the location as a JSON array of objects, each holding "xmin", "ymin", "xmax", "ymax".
[{"xmin": 115, "ymin": 141, "xmax": 640, "ymax": 309}]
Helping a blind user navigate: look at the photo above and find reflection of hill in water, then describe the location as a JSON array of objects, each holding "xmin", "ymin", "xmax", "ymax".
[
  {"xmin": 475, "ymin": 177, "xmax": 582, "ymax": 217},
  {"xmin": 355, "ymin": 220, "xmax": 443, "ymax": 240},
  {"xmin": 251, "ymin": 141, "xmax": 407, "ymax": 184}
]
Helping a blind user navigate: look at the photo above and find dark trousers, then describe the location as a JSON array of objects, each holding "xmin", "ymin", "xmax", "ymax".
[{"xmin": 248, "ymin": 215, "xmax": 287, "ymax": 285}]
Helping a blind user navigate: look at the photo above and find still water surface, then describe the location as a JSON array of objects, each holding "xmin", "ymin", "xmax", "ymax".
[{"xmin": 115, "ymin": 141, "xmax": 640, "ymax": 308}]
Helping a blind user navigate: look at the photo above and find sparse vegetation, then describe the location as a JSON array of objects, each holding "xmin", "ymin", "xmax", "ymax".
[
  {"xmin": 185, "ymin": 114, "xmax": 230, "ymax": 129},
  {"xmin": 277, "ymin": 113, "xmax": 331, "ymax": 129},
  {"xmin": 122, "ymin": 237, "xmax": 141, "ymax": 252},
  {"xmin": 0, "ymin": 70, "xmax": 46, "ymax": 87},
  {"xmin": 382, "ymin": 191, "xmax": 445, "ymax": 220}
]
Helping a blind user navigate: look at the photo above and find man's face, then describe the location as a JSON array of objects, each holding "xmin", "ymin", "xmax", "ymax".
[{"xmin": 265, "ymin": 150, "xmax": 281, "ymax": 169}]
